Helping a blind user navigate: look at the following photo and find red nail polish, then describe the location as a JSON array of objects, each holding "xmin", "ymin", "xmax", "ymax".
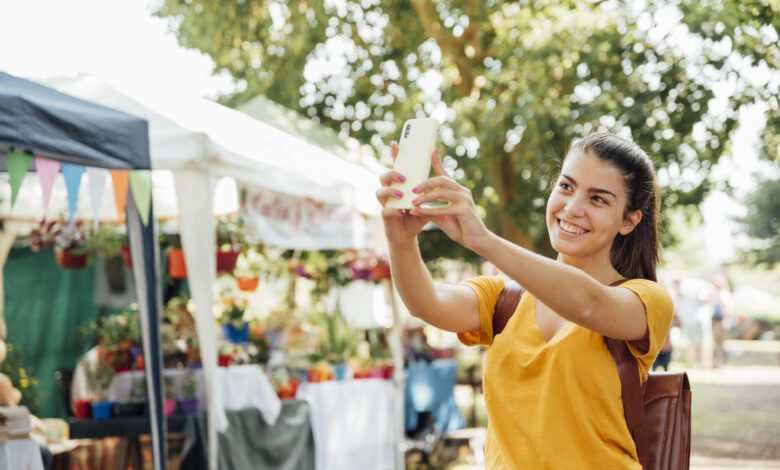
[
  {"xmin": 398, "ymin": 209, "xmax": 406, "ymax": 215},
  {"xmin": 398, "ymin": 175, "xmax": 406, "ymax": 182},
  {"xmin": 412, "ymin": 186, "xmax": 418, "ymax": 193},
  {"xmin": 395, "ymin": 190, "xmax": 403, "ymax": 197},
  {"xmin": 412, "ymin": 198, "xmax": 418, "ymax": 205}
]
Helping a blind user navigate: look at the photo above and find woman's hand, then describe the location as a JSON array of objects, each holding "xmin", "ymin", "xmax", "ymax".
[
  {"xmin": 408, "ymin": 151, "xmax": 490, "ymax": 251},
  {"xmin": 376, "ymin": 141, "xmax": 431, "ymax": 248}
]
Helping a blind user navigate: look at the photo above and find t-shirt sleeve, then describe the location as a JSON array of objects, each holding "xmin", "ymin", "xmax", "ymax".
[
  {"xmin": 456, "ymin": 275, "xmax": 507, "ymax": 347},
  {"xmin": 620, "ymin": 279, "xmax": 674, "ymax": 380}
]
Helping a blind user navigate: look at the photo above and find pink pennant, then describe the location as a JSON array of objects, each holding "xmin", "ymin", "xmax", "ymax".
[{"xmin": 35, "ymin": 157, "xmax": 61, "ymax": 223}]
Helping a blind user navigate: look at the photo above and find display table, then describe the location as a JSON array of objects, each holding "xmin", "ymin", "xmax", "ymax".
[
  {"xmin": 180, "ymin": 401, "xmax": 314, "ymax": 470},
  {"xmin": 0, "ymin": 438, "xmax": 44, "ymax": 470},
  {"xmin": 297, "ymin": 379, "xmax": 394, "ymax": 470},
  {"xmin": 108, "ymin": 364, "xmax": 281, "ymax": 432}
]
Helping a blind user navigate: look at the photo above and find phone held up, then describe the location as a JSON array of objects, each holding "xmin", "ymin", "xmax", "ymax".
[{"xmin": 386, "ymin": 117, "xmax": 440, "ymax": 210}]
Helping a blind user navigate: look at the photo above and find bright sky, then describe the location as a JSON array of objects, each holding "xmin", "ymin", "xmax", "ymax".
[{"xmin": 0, "ymin": 0, "xmax": 774, "ymax": 263}]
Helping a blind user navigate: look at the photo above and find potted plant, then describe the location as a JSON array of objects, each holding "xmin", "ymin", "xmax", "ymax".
[
  {"xmin": 220, "ymin": 297, "xmax": 248, "ymax": 345},
  {"xmin": 87, "ymin": 225, "xmax": 130, "ymax": 289},
  {"xmin": 27, "ymin": 220, "xmax": 93, "ymax": 269},
  {"xmin": 247, "ymin": 322, "xmax": 270, "ymax": 366},
  {"xmin": 86, "ymin": 349, "xmax": 115, "ymax": 420},
  {"xmin": 177, "ymin": 371, "xmax": 199, "ymax": 415},
  {"xmin": 316, "ymin": 309, "xmax": 358, "ymax": 381},
  {"xmin": 216, "ymin": 216, "xmax": 245, "ymax": 272},
  {"xmin": 114, "ymin": 376, "xmax": 146, "ymax": 417},
  {"xmin": 167, "ymin": 235, "xmax": 187, "ymax": 279},
  {"xmin": 163, "ymin": 377, "xmax": 177, "ymax": 416},
  {"xmin": 233, "ymin": 248, "xmax": 267, "ymax": 292},
  {"xmin": 217, "ymin": 342, "xmax": 234, "ymax": 368},
  {"xmin": 185, "ymin": 330, "xmax": 202, "ymax": 369}
]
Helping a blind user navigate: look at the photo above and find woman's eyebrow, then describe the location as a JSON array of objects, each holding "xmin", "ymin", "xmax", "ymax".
[{"xmin": 561, "ymin": 174, "xmax": 617, "ymax": 199}]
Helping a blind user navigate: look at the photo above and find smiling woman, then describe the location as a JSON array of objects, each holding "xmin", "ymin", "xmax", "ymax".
[{"xmin": 376, "ymin": 131, "xmax": 673, "ymax": 469}]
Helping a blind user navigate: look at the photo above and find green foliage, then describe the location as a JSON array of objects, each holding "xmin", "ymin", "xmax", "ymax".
[
  {"xmin": 86, "ymin": 225, "xmax": 127, "ymax": 258},
  {"xmin": 216, "ymin": 215, "xmax": 246, "ymax": 251},
  {"xmin": 314, "ymin": 308, "xmax": 360, "ymax": 363},
  {"xmin": 0, "ymin": 344, "xmax": 41, "ymax": 415},
  {"xmin": 156, "ymin": 0, "xmax": 779, "ymax": 253},
  {"xmin": 737, "ymin": 176, "xmax": 780, "ymax": 266}
]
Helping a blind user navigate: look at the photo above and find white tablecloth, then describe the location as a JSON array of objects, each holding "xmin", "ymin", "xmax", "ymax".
[
  {"xmin": 0, "ymin": 438, "xmax": 44, "ymax": 470},
  {"xmin": 108, "ymin": 364, "xmax": 281, "ymax": 432},
  {"xmin": 297, "ymin": 379, "xmax": 394, "ymax": 470}
]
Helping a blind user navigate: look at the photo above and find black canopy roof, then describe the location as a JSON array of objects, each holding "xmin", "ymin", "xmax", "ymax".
[{"xmin": 0, "ymin": 71, "xmax": 150, "ymax": 170}]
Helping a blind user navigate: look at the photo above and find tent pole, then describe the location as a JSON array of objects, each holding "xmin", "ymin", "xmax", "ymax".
[{"xmin": 385, "ymin": 279, "xmax": 405, "ymax": 470}]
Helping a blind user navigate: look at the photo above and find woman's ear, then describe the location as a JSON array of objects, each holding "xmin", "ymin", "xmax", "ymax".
[{"xmin": 620, "ymin": 209, "xmax": 642, "ymax": 235}]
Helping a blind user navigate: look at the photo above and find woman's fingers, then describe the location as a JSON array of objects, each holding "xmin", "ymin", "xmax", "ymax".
[
  {"xmin": 413, "ymin": 175, "xmax": 465, "ymax": 194},
  {"xmin": 411, "ymin": 188, "xmax": 465, "ymax": 208},
  {"xmin": 431, "ymin": 148, "xmax": 447, "ymax": 177},
  {"xmin": 390, "ymin": 141, "xmax": 399, "ymax": 162},
  {"xmin": 379, "ymin": 170, "xmax": 407, "ymax": 187},
  {"xmin": 376, "ymin": 186, "xmax": 405, "ymax": 205}
]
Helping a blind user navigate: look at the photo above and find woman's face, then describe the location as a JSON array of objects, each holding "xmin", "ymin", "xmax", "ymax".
[{"xmin": 546, "ymin": 150, "xmax": 640, "ymax": 261}]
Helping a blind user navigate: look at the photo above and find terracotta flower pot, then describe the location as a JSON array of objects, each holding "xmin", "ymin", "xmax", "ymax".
[
  {"xmin": 121, "ymin": 244, "xmax": 132, "ymax": 267},
  {"xmin": 168, "ymin": 248, "xmax": 187, "ymax": 279},
  {"xmin": 216, "ymin": 249, "xmax": 240, "ymax": 272},
  {"xmin": 236, "ymin": 276, "xmax": 260, "ymax": 292},
  {"xmin": 371, "ymin": 260, "xmax": 392, "ymax": 281},
  {"xmin": 55, "ymin": 248, "xmax": 88, "ymax": 269}
]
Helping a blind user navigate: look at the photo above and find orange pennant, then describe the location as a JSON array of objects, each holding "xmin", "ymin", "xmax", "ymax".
[{"xmin": 110, "ymin": 170, "xmax": 130, "ymax": 225}]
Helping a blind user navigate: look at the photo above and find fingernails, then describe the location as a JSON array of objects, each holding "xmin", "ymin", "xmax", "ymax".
[
  {"xmin": 434, "ymin": 148, "xmax": 439, "ymax": 157},
  {"xmin": 398, "ymin": 209, "xmax": 406, "ymax": 215},
  {"xmin": 394, "ymin": 190, "xmax": 403, "ymax": 197},
  {"xmin": 397, "ymin": 174, "xmax": 406, "ymax": 182},
  {"xmin": 412, "ymin": 186, "xmax": 419, "ymax": 193},
  {"xmin": 412, "ymin": 198, "xmax": 419, "ymax": 205}
]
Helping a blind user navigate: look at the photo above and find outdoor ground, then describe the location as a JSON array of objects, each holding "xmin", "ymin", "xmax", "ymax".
[{"xmin": 409, "ymin": 339, "xmax": 780, "ymax": 470}]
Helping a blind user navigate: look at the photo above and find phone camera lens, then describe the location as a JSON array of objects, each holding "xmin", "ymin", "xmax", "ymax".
[{"xmin": 404, "ymin": 125, "xmax": 410, "ymax": 138}]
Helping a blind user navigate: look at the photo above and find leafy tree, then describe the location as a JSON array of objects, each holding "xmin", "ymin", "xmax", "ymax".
[
  {"xmin": 156, "ymin": 0, "xmax": 778, "ymax": 254},
  {"xmin": 738, "ymin": 176, "xmax": 780, "ymax": 266}
]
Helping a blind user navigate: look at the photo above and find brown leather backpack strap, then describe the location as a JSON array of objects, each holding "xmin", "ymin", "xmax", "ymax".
[
  {"xmin": 492, "ymin": 280, "xmax": 525, "ymax": 336},
  {"xmin": 605, "ymin": 337, "xmax": 649, "ymax": 470}
]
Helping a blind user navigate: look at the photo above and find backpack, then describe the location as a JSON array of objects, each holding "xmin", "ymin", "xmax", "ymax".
[{"xmin": 493, "ymin": 280, "xmax": 691, "ymax": 470}]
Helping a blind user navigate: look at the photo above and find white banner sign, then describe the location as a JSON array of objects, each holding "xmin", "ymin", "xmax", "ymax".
[{"xmin": 241, "ymin": 186, "xmax": 375, "ymax": 250}]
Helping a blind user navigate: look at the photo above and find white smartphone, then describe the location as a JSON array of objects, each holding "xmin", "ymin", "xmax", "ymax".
[{"xmin": 386, "ymin": 117, "xmax": 440, "ymax": 210}]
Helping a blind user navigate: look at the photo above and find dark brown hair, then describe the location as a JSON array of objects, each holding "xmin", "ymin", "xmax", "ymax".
[{"xmin": 568, "ymin": 133, "xmax": 660, "ymax": 281}]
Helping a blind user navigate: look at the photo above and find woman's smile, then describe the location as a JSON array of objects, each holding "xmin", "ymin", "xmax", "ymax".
[{"xmin": 557, "ymin": 218, "xmax": 589, "ymax": 236}]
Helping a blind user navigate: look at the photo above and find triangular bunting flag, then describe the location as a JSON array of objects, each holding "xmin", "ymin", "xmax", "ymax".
[
  {"xmin": 87, "ymin": 167, "xmax": 108, "ymax": 230},
  {"xmin": 35, "ymin": 157, "xmax": 60, "ymax": 222},
  {"xmin": 129, "ymin": 170, "xmax": 152, "ymax": 226},
  {"xmin": 110, "ymin": 170, "xmax": 130, "ymax": 225},
  {"xmin": 7, "ymin": 150, "xmax": 33, "ymax": 209},
  {"xmin": 61, "ymin": 163, "xmax": 85, "ymax": 225}
]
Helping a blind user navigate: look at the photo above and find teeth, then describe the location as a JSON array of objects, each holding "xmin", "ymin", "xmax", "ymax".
[{"xmin": 559, "ymin": 219, "xmax": 586, "ymax": 234}]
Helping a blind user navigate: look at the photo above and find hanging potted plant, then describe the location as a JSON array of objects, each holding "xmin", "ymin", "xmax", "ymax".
[
  {"xmin": 233, "ymin": 248, "xmax": 267, "ymax": 292},
  {"xmin": 216, "ymin": 216, "xmax": 245, "ymax": 272},
  {"xmin": 167, "ymin": 234, "xmax": 187, "ymax": 279},
  {"xmin": 27, "ymin": 220, "xmax": 93, "ymax": 269}
]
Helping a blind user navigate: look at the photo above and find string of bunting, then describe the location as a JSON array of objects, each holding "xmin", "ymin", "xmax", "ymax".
[{"xmin": 4, "ymin": 149, "xmax": 152, "ymax": 226}]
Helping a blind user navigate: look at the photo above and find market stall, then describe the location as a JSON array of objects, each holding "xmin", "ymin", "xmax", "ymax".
[
  {"xmin": 35, "ymin": 74, "xmax": 402, "ymax": 470},
  {"xmin": 0, "ymin": 71, "xmax": 169, "ymax": 470}
]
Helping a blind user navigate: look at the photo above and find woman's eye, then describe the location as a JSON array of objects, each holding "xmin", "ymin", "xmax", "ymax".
[
  {"xmin": 592, "ymin": 196, "xmax": 607, "ymax": 204},
  {"xmin": 558, "ymin": 182, "xmax": 571, "ymax": 191}
]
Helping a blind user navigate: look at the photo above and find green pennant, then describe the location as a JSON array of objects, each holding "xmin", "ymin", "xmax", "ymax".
[
  {"xmin": 129, "ymin": 170, "xmax": 152, "ymax": 226},
  {"xmin": 7, "ymin": 150, "xmax": 34, "ymax": 208}
]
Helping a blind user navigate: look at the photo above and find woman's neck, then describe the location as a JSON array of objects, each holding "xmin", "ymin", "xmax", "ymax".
[{"xmin": 556, "ymin": 251, "xmax": 624, "ymax": 285}]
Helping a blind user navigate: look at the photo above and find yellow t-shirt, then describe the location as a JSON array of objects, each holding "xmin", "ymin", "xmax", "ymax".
[{"xmin": 458, "ymin": 276, "xmax": 673, "ymax": 469}]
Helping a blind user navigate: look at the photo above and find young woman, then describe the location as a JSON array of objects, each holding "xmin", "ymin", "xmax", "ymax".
[{"xmin": 376, "ymin": 132, "xmax": 673, "ymax": 468}]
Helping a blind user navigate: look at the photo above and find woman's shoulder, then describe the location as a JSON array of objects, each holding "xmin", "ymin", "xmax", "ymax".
[{"xmin": 619, "ymin": 278, "xmax": 673, "ymax": 315}]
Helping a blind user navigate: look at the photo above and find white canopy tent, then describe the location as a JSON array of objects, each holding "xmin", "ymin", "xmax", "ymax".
[{"xmin": 27, "ymin": 75, "xmax": 400, "ymax": 470}]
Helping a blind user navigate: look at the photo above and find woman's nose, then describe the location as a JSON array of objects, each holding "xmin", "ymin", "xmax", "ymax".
[{"xmin": 564, "ymin": 195, "xmax": 586, "ymax": 217}]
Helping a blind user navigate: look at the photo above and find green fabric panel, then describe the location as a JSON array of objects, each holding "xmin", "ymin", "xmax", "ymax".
[{"xmin": 3, "ymin": 247, "xmax": 102, "ymax": 418}]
